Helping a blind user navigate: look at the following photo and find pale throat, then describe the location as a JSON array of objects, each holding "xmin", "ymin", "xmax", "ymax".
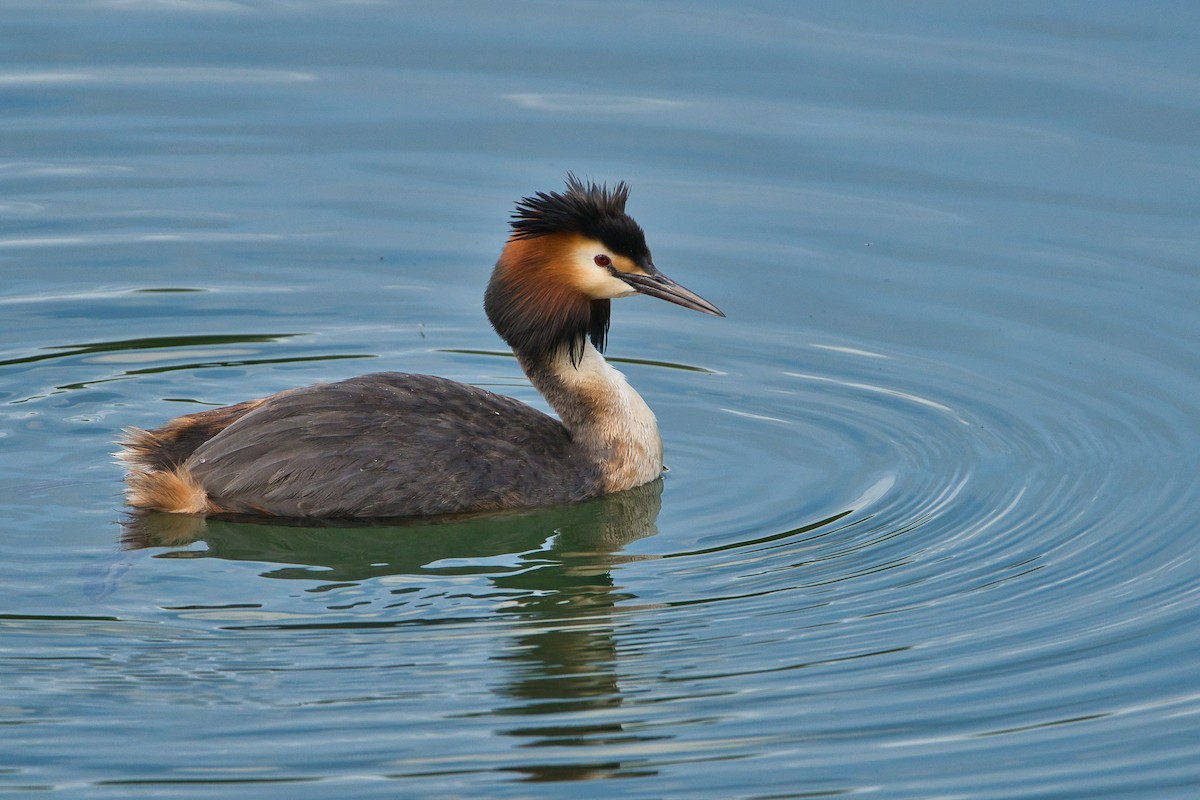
[{"xmin": 529, "ymin": 341, "xmax": 664, "ymax": 493}]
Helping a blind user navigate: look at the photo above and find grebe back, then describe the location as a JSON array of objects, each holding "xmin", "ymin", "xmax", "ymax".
[{"xmin": 118, "ymin": 175, "xmax": 723, "ymax": 519}]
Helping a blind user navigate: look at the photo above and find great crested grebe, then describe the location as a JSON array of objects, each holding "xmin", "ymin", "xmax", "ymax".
[{"xmin": 118, "ymin": 175, "xmax": 723, "ymax": 519}]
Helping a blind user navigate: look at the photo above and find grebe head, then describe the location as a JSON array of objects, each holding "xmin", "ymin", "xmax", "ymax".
[{"xmin": 485, "ymin": 174, "xmax": 723, "ymax": 365}]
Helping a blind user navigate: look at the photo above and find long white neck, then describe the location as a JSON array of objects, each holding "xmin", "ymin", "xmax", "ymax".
[{"xmin": 518, "ymin": 342, "xmax": 663, "ymax": 493}]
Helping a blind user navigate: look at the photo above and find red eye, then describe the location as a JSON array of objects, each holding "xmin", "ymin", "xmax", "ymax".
[{"xmin": 594, "ymin": 254, "xmax": 612, "ymax": 268}]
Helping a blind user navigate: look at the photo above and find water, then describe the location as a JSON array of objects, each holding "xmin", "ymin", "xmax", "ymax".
[{"xmin": 2, "ymin": 2, "xmax": 1199, "ymax": 797}]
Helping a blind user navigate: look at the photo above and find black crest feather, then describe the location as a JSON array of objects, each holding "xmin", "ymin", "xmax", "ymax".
[{"xmin": 510, "ymin": 173, "xmax": 649, "ymax": 260}]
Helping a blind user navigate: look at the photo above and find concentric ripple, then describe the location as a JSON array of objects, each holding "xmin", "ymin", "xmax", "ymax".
[
  {"xmin": 5, "ymin": 264, "xmax": 1198, "ymax": 798},
  {"xmin": 603, "ymin": 317, "xmax": 1200, "ymax": 793}
]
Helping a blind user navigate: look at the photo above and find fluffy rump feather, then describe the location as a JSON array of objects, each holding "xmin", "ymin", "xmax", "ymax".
[
  {"xmin": 116, "ymin": 396, "xmax": 271, "ymax": 513},
  {"xmin": 115, "ymin": 397, "xmax": 270, "ymax": 472},
  {"xmin": 123, "ymin": 465, "xmax": 213, "ymax": 515}
]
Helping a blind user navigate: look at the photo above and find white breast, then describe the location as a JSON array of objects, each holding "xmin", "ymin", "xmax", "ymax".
[{"xmin": 551, "ymin": 342, "xmax": 663, "ymax": 492}]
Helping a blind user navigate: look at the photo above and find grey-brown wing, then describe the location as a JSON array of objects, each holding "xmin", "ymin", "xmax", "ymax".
[{"xmin": 185, "ymin": 372, "xmax": 601, "ymax": 518}]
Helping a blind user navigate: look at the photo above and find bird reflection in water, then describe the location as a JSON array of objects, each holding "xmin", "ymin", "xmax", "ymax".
[{"xmin": 120, "ymin": 479, "xmax": 665, "ymax": 781}]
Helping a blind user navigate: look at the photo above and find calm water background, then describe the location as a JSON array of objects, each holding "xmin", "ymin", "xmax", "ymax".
[{"xmin": 2, "ymin": 2, "xmax": 1199, "ymax": 797}]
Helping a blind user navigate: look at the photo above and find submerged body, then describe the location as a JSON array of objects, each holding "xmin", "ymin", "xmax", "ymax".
[{"xmin": 119, "ymin": 176, "xmax": 722, "ymax": 519}]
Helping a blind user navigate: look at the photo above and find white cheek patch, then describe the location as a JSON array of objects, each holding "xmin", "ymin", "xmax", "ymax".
[
  {"xmin": 581, "ymin": 270, "xmax": 639, "ymax": 299},
  {"xmin": 567, "ymin": 240, "xmax": 639, "ymax": 299}
]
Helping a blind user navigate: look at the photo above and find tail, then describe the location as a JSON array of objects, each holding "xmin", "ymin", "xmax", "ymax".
[
  {"xmin": 114, "ymin": 398, "xmax": 270, "ymax": 514},
  {"xmin": 122, "ymin": 462, "xmax": 213, "ymax": 515},
  {"xmin": 117, "ymin": 427, "xmax": 213, "ymax": 514},
  {"xmin": 115, "ymin": 426, "xmax": 169, "ymax": 473},
  {"xmin": 114, "ymin": 397, "xmax": 269, "ymax": 473}
]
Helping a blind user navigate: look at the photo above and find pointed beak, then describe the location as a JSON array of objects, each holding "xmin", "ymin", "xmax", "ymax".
[{"xmin": 617, "ymin": 268, "xmax": 725, "ymax": 317}]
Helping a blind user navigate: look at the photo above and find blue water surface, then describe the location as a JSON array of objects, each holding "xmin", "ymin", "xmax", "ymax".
[{"xmin": 2, "ymin": 2, "xmax": 1199, "ymax": 798}]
